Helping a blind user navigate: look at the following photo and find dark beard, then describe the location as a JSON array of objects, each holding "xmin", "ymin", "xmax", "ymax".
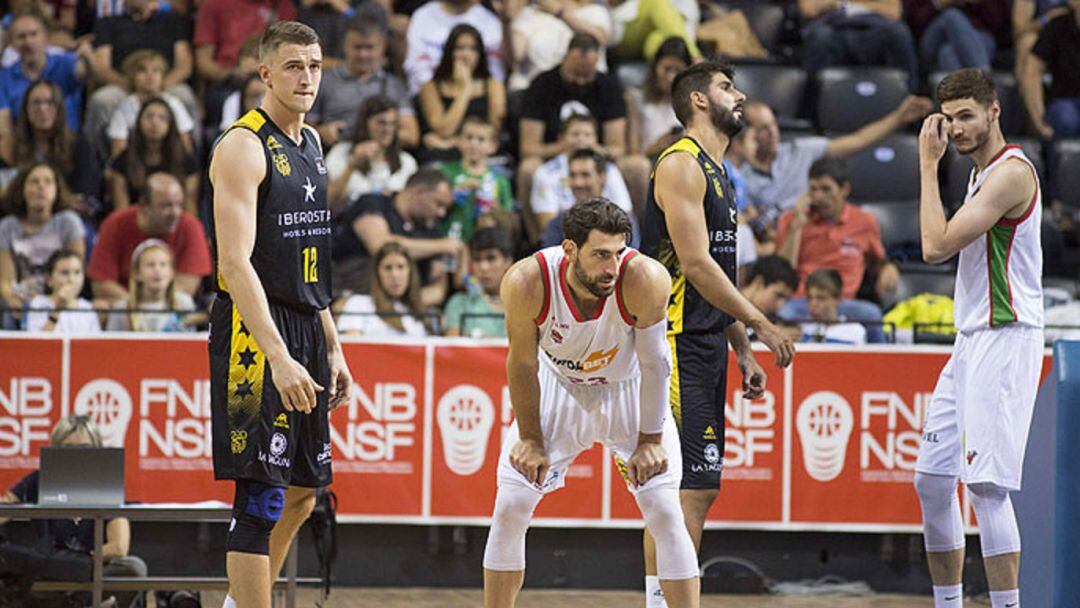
[
  {"xmin": 956, "ymin": 117, "xmax": 992, "ymax": 155},
  {"xmin": 709, "ymin": 100, "xmax": 744, "ymax": 138},
  {"xmin": 573, "ymin": 264, "xmax": 615, "ymax": 298}
]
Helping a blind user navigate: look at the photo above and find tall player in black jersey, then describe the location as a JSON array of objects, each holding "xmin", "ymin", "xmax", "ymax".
[
  {"xmin": 207, "ymin": 22, "xmax": 351, "ymax": 608},
  {"xmin": 640, "ymin": 61, "xmax": 795, "ymax": 607}
]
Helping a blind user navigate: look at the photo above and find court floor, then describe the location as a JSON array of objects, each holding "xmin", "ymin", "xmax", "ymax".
[{"xmin": 197, "ymin": 588, "xmax": 961, "ymax": 607}]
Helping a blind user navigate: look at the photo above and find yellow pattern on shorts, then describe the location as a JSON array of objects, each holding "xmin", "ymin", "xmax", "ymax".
[{"xmin": 227, "ymin": 306, "xmax": 266, "ymax": 427}]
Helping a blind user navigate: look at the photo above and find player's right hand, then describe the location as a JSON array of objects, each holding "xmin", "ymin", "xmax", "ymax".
[
  {"xmin": 752, "ymin": 319, "xmax": 795, "ymax": 368},
  {"xmin": 270, "ymin": 356, "xmax": 324, "ymax": 414},
  {"xmin": 510, "ymin": 439, "xmax": 549, "ymax": 486}
]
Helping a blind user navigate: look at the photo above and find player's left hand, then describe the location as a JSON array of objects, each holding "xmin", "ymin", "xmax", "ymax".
[
  {"xmin": 327, "ymin": 348, "xmax": 352, "ymax": 411},
  {"xmin": 919, "ymin": 113, "xmax": 950, "ymax": 165},
  {"xmin": 627, "ymin": 437, "xmax": 668, "ymax": 488},
  {"xmin": 737, "ymin": 354, "xmax": 766, "ymax": 400}
]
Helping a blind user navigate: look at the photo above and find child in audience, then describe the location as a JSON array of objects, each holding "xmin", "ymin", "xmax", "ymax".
[
  {"xmin": 337, "ymin": 242, "xmax": 430, "ymax": 337},
  {"xmin": 439, "ymin": 116, "xmax": 515, "ymax": 243},
  {"xmin": 106, "ymin": 239, "xmax": 196, "ymax": 332},
  {"xmin": 801, "ymin": 268, "xmax": 867, "ymax": 345},
  {"xmin": 25, "ymin": 250, "xmax": 100, "ymax": 333}
]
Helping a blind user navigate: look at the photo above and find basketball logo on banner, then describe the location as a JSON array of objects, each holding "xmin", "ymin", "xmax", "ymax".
[
  {"xmin": 796, "ymin": 391, "xmax": 854, "ymax": 482},
  {"xmin": 73, "ymin": 379, "xmax": 133, "ymax": 447},
  {"xmin": 436, "ymin": 385, "xmax": 495, "ymax": 476}
]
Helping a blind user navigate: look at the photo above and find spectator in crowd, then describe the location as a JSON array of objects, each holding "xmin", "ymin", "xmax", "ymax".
[
  {"xmin": 530, "ymin": 113, "xmax": 633, "ymax": 235},
  {"xmin": 443, "ymin": 226, "xmax": 512, "ymax": 337},
  {"xmin": 23, "ymin": 249, "xmax": 100, "ymax": 333},
  {"xmin": 1021, "ymin": 0, "xmax": 1080, "ymax": 138},
  {"xmin": 88, "ymin": 171, "xmax": 210, "ymax": 301},
  {"xmin": 0, "ymin": 163, "xmax": 84, "ymax": 316},
  {"xmin": 105, "ymin": 98, "xmax": 198, "ymax": 214},
  {"xmin": 608, "ymin": 0, "xmax": 700, "ymax": 61},
  {"xmin": 308, "ymin": 17, "xmax": 418, "ymax": 149},
  {"xmin": 337, "ymin": 241, "xmax": 431, "ymax": 337},
  {"xmin": 403, "ymin": 0, "xmax": 504, "ymax": 95},
  {"xmin": 218, "ymin": 72, "xmax": 266, "ymax": 131},
  {"xmin": 540, "ymin": 148, "xmax": 639, "ymax": 247},
  {"xmin": 105, "ymin": 238, "xmax": 196, "ymax": 332},
  {"xmin": 905, "ymin": 0, "xmax": 1010, "ymax": 73},
  {"xmin": 331, "ymin": 167, "xmax": 463, "ymax": 305},
  {"xmin": 776, "ymin": 157, "xmax": 899, "ymax": 302},
  {"xmin": 507, "ymin": 0, "xmax": 613, "ymax": 91},
  {"xmin": 0, "ymin": 416, "xmax": 145, "ymax": 605},
  {"xmin": 1013, "ymin": 0, "xmax": 1069, "ymax": 84},
  {"xmin": 84, "ymin": 0, "xmax": 195, "ymax": 147},
  {"xmin": 193, "ymin": 0, "xmax": 297, "ymax": 86},
  {"xmin": 800, "ymin": 268, "xmax": 868, "ymax": 344},
  {"xmin": 327, "ymin": 94, "xmax": 418, "ymax": 208},
  {"xmin": 417, "ymin": 23, "xmax": 506, "ymax": 161},
  {"xmin": 518, "ymin": 34, "xmax": 649, "ymax": 218},
  {"xmin": 798, "ymin": 0, "xmax": 919, "ymax": 90},
  {"xmin": 741, "ymin": 96, "xmax": 932, "ymax": 232},
  {"xmin": 299, "ymin": 0, "xmax": 391, "ymax": 60},
  {"xmin": 7, "ymin": 81, "xmax": 74, "ymax": 180},
  {"xmin": 0, "ymin": 9, "xmax": 93, "ymax": 158},
  {"xmin": 628, "ymin": 35, "xmax": 690, "ymax": 158},
  {"xmin": 439, "ymin": 116, "xmax": 514, "ymax": 242},
  {"xmin": 106, "ymin": 50, "xmax": 195, "ymax": 157},
  {"xmin": 739, "ymin": 255, "xmax": 799, "ymax": 318}
]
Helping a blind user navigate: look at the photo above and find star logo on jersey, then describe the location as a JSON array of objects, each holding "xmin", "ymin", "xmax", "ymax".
[{"xmin": 303, "ymin": 177, "xmax": 316, "ymax": 203}]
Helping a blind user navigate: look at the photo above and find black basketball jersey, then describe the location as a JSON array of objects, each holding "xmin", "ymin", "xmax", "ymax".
[
  {"xmin": 641, "ymin": 136, "xmax": 738, "ymax": 336},
  {"xmin": 208, "ymin": 108, "xmax": 332, "ymax": 313}
]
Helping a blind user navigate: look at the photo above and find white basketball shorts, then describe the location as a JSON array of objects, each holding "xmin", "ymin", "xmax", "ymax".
[
  {"xmin": 915, "ymin": 325, "xmax": 1044, "ymax": 491},
  {"xmin": 497, "ymin": 359, "xmax": 683, "ymax": 495}
]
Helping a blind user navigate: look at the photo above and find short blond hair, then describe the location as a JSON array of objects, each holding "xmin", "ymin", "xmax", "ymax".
[
  {"xmin": 259, "ymin": 21, "xmax": 321, "ymax": 63},
  {"xmin": 50, "ymin": 415, "xmax": 104, "ymax": 447}
]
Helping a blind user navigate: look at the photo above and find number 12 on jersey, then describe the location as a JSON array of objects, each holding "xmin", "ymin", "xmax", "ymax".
[{"xmin": 302, "ymin": 246, "xmax": 318, "ymax": 283}]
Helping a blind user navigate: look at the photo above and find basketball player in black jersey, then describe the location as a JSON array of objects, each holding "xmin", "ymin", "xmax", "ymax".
[
  {"xmin": 207, "ymin": 22, "xmax": 352, "ymax": 608},
  {"xmin": 640, "ymin": 61, "xmax": 796, "ymax": 607}
]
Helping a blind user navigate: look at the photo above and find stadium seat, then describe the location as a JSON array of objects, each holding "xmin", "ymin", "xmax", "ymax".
[
  {"xmin": 929, "ymin": 71, "xmax": 1027, "ymax": 136},
  {"xmin": 846, "ymin": 134, "xmax": 920, "ymax": 201},
  {"xmin": 816, "ymin": 67, "xmax": 909, "ymax": 133},
  {"xmin": 716, "ymin": 0, "xmax": 786, "ymax": 55},
  {"xmin": 943, "ymin": 138, "xmax": 1045, "ymax": 208},
  {"xmin": 734, "ymin": 64, "xmax": 807, "ymax": 121},
  {"xmin": 1054, "ymin": 139, "xmax": 1080, "ymax": 210},
  {"xmin": 857, "ymin": 200, "xmax": 920, "ymax": 250}
]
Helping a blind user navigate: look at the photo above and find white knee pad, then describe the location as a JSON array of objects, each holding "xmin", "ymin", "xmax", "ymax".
[
  {"xmin": 968, "ymin": 482, "xmax": 1020, "ymax": 557},
  {"xmin": 483, "ymin": 483, "xmax": 543, "ymax": 571},
  {"xmin": 914, "ymin": 472, "xmax": 965, "ymax": 553},
  {"xmin": 635, "ymin": 487, "xmax": 698, "ymax": 580}
]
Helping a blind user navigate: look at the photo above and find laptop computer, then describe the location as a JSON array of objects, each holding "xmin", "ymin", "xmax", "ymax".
[{"xmin": 38, "ymin": 447, "xmax": 125, "ymax": 507}]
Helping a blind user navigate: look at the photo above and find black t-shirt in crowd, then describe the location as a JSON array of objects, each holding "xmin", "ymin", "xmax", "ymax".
[
  {"xmin": 1032, "ymin": 8, "xmax": 1080, "ymax": 101},
  {"xmin": 10, "ymin": 471, "xmax": 102, "ymax": 554},
  {"xmin": 92, "ymin": 10, "xmax": 192, "ymax": 70},
  {"xmin": 521, "ymin": 67, "xmax": 627, "ymax": 144},
  {"xmin": 332, "ymin": 193, "xmax": 442, "ymax": 261},
  {"xmin": 109, "ymin": 150, "xmax": 198, "ymax": 203}
]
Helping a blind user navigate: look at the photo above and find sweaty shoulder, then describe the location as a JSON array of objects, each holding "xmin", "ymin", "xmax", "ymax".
[
  {"xmin": 653, "ymin": 150, "xmax": 707, "ymax": 211},
  {"xmin": 620, "ymin": 254, "xmax": 671, "ymax": 324},
  {"xmin": 986, "ymin": 158, "xmax": 1038, "ymax": 218},
  {"xmin": 209, "ymin": 127, "xmax": 265, "ymax": 185},
  {"xmin": 501, "ymin": 255, "xmax": 547, "ymax": 319}
]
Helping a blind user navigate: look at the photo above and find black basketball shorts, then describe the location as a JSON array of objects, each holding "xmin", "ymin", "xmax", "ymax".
[
  {"xmin": 210, "ymin": 296, "xmax": 332, "ymax": 488},
  {"xmin": 669, "ymin": 331, "xmax": 728, "ymax": 489}
]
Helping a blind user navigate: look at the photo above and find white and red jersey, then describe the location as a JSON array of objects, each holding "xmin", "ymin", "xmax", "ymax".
[
  {"xmin": 533, "ymin": 245, "xmax": 639, "ymax": 386},
  {"xmin": 954, "ymin": 145, "xmax": 1044, "ymax": 333}
]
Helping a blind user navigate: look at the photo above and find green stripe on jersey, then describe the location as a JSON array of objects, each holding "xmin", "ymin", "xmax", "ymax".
[{"xmin": 988, "ymin": 224, "xmax": 1018, "ymax": 326}]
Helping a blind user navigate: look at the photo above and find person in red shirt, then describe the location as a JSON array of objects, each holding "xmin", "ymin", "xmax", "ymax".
[
  {"xmin": 88, "ymin": 171, "xmax": 211, "ymax": 300},
  {"xmin": 776, "ymin": 157, "xmax": 900, "ymax": 301},
  {"xmin": 194, "ymin": 0, "xmax": 297, "ymax": 85}
]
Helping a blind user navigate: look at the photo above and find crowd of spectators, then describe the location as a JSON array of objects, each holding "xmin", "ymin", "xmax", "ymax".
[{"xmin": 0, "ymin": 0, "xmax": 1076, "ymax": 345}]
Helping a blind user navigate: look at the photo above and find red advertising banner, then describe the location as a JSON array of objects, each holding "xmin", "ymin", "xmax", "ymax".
[{"xmin": 0, "ymin": 335, "xmax": 1054, "ymax": 531}]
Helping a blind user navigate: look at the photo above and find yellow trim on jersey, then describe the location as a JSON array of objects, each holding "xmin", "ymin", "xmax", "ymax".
[
  {"xmin": 227, "ymin": 305, "xmax": 266, "ymax": 421},
  {"xmin": 668, "ymin": 275, "xmax": 685, "ymax": 335},
  {"xmin": 668, "ymin": 334, "xmax": 682, "ymax": 429},
  {"xmin": 233, "ymin": 108, "xmax": 266, "ymax": 134},
  {"xmin": 650, "ymin": 137, "xmax": 702, "ymax": 179}
]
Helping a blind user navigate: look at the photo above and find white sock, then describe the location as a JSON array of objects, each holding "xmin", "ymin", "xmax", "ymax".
[
  {"xmin": 933, "ymin": 584, "xmax": 963, "ymax": 607},
  {"xmin": 222, "ymin": 595, "xmax": 237, "ymax": 608},
  {"xmin": 989, "ymin": 589, "xmax": 1019, "ymax": 608},
  {"xmin": 645, "ymin": 575, "xmax": 668, "ymax": 608}
]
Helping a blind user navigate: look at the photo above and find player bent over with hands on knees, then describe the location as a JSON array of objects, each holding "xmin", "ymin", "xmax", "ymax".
[
  {"xmin": 915, "ymin": 68, "xmax": 1044, "ymax": 608},
  {"xmin": 483, "ymin": 198, "xmax": 701, "ymax": 607}
]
